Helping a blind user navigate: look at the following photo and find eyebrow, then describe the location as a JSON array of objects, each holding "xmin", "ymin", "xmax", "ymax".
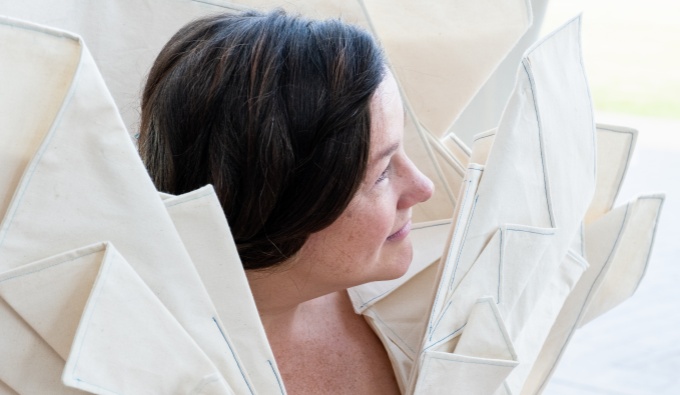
[{"xmin": 372, "ymin": 142, "xmax": 400, "ymax": 164}]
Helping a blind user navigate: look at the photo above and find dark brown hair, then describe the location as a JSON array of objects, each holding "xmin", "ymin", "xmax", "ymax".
[{"xmin": 138, "ymin": 10, "xmax": 385, "ymax": 269}]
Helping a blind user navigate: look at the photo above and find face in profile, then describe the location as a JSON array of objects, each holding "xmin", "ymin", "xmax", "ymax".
[{"xmin": 287, "ymin": 70, "xmax": 434, "ymax": 291}]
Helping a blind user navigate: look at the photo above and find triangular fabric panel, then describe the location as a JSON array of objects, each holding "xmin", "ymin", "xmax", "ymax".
[
  {"xmin": 361, "ymin": 0, "xmax": 532, "ymax": 137},
  {"xmin": 163, "ymin": 186, "xmax": 285, "ymax": 393},
  {"xmin": 522, "ymin": 194, "xmax": 665, "ymax": 394},
  {"xmin": 0, "ymin": 299, "xmax": 82, "ymax": 394},
  {"xmin": 579, "ymin": 195, "xmax": 664, "ymax": 326},
  {"xmin": 0, "ymin": 18, "xmax": 279, "ymax": 395},
  {"xmin": 406, "ymin": 17, "xmax": 595, "ymax": 393},
  {"xmin": 585, "ymin": 124, "xmax": 638, "ymax": 224}
]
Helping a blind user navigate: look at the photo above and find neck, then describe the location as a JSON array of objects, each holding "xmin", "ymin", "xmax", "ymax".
[{"xmin": 245, "ymin": 263, "xmax": 340, "ymax": 333}]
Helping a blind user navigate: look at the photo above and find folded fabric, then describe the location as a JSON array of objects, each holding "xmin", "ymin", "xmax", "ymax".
[
  {"xmin": 362, "ymin": 0, "xmax": 531, "ymax": 138},
  {"xmin": 350, "ymin": 16, "xmax": 664, "ymax": 394},
  {"xmin": 0, "ymin": 16, "xmax": 281, "ymax": 394},
  {"xmin": 162, "ymin": 187, "xmax": 286, "ymax": 394},
  {"xmin": 0, "ymin": 8, "xmax": 665, "ymax": 395},
  {"xmin": 0, "ymin": 0, "xmax": 535, "ymax": 225},
  {"xmin": 0, "ymin": 243, "xmax": 234, "ymax": 395}
]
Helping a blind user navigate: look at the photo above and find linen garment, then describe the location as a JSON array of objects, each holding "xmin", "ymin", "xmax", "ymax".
[
  {"xmin": 0, "ymin": 16, "xmax": 280, "ymax": 395},
  {"xmin": 0, "ymin": 10, "xmax": 663, "ymax": 395},
  {"xmin": 348, "ymin": 16, "xmax": 663, "ymax": 395},
  {"xmin": 0, "ymin": 0, "xmax": 533, "ymax": 222}
]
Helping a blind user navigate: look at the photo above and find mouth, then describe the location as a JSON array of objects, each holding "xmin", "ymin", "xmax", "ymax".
[{"xmin": 387, "ymin": 219, "xmax": 411, "ymax": 242}]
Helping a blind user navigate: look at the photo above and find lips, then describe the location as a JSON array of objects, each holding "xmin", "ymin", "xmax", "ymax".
[{"xmin": 387, "ymin": 219, "xmax": 411, "ymax": 242}]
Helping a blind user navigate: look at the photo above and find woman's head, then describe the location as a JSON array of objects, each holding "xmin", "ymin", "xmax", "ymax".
[
  {"xmin": 139, "ymin": 10, "xmax": 432, "ymax": 277},
  {"xmin": 140, "ymin": 10, "xmax": 385, "ymax": 269},
  {"xmin": 283, "ymin": 70, "xmax": 435, "ymax": 290}
]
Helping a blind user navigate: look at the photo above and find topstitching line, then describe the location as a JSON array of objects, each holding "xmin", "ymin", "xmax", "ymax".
[
  {"xmin": 536, "ymin": 202, "xmax": 630, "ymax": 393},
  {"xmin": 521, "ymin": 60, "xmax": 555, "ymax": 229}
]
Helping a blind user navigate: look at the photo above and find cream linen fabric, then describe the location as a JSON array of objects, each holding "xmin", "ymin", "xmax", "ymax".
[
  {"xmin": 361, "ymin": 0, "xmax": 531, "ymax": 138},
  {"xmin": 0, "ymin": 17, "xmax": 282, "ymax": 394},
  {"xmin": 0, "ymin": 0, "xmax": 533, "ymax": 223},
  {"xmin": 0, "ymin": 243, "xmax": 234, "ymax": 395},
  {"xmin": 348, "ymin": 17, "xmax": 664, "ymax": 395},
  {"xmin": 0, "ymin": 0, "xmax": 529, "ymax": 139},
  {"xmin": 0, "ymin": 7, "xmax": 665, "ymax": 395}
]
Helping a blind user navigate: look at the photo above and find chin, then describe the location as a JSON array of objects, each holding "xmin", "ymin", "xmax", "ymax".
[{"xmin": 374, "ymin": 238, "xmax": 414, "ymax": 282}]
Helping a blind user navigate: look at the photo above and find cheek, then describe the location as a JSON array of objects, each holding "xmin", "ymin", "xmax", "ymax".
[
  {"xmin": 344, "ymin": 200, "xmax": 394, "ymax": 241},
  {"xmin": 320, "ymin": 202, "xmax": 394, "ymax": 265},
  {"xmin": 298, "ymin": 202, "xmax": 409, "ymax": 285}
]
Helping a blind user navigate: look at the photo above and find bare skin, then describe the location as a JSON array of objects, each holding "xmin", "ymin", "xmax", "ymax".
[
  {"xmin": 246, "ymin": 71, "xmax": 432, "ymax": 394},
  {"xmin": 256, "ymin": 290, "xmax": 401, "ymax": 394}
]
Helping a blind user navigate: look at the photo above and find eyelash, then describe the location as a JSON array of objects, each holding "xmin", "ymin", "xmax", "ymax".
[{"xmin": 376, "ymin": 164, "xmax": 391, "ymax": 184}]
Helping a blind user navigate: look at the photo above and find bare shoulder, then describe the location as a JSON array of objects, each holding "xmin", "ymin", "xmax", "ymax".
[{"xmin": 270, "ymin": 291, "xmax": 400, "ymax": 395}]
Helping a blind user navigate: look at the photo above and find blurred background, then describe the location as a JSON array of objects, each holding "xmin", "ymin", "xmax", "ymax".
[{"xmin": 541, "ymin": 1, "xmax": 679, "ymax": 394}]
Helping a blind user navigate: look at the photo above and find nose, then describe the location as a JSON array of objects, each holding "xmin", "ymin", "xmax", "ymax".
[{"xmin": 397, "ymin": 157, "xmax": 434, "ymax": 210}]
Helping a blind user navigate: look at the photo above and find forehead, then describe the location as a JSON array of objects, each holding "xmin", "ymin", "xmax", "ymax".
[{"xmin": 369, "ymin": 71, "xmax": 403, "ymax": 162}]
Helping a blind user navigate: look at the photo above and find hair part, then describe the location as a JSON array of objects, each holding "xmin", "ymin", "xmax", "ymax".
[{"xmin": 139, "ymin": 10, "xmax": 385, "ymax": 269}]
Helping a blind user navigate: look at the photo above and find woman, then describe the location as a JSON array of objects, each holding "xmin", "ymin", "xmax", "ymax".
[{"xmin": 138, "ymin": 10, "xmax": 433, "ymax": 394}]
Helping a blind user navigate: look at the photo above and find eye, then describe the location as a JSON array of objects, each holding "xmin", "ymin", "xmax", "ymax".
[{"xmin": 375, "ymin": 164, "xmax": 391, "ymax": 184}]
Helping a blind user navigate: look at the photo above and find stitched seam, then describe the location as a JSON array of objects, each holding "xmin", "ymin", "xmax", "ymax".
[
  {"xmin": 0, "ymin": 39, "xmax": 85, "ymax": 248},
  {"xmin": 616, "ymin": 130, "xmax": 634, "ymax": 201},
  {"xmin": 431, "ymin": 226, "xmax": 553, "ymax": 344},
  {"xmin": 372, "ymin": 311, "xmax": 416, "ymax": 354},
  {"xmin": 447, "ymin": 167, "xmax": 484, "ymax": 280},
  {"xmin": 430, "ymin": 193, "xmax": 479, "ymax": 334},
  {"xmin": 412, "ymin": 222, "xmax": 450, "ymax": 231},
  {"xmin": 267, "ymin": 360, "xmax": 285, "ymax": 395},
  {"xmin": 536, "ymin": 202, "xmax": 630, "ymax": 393},
  {"xmin": 522, "ymin": 60, "xmax": 555, "ymax": 228},
  {"xmin": 632, "ymin": 196, "xmax": 664, "ymax": 294},
  {"xmin": 472, "ymin": 133, "xmax": 496, "ymax": 143},
  {"xmin": 358, "ymin": 289, "xmax": 391, "ymax": 309},
  {"xmin": 429, "ymin": 226, "xmax": 555, "ymax": 344},
  {"xmin": 440, "ymin": 179, "xmax": 472, "ymax": 283},
  {"xmin": 0, "ymin": 249, "xmax": 101, "ymax": 284},
  {"xmin": 70, "ymin": 245, "xmax": 120, "ymax": 394},
  {"xmin": 212, "ymin": 317, "xmax": 255, "ymax": 395},
  {"xmin": 430, "ymin": 299, "xmax": 453, "ymax": 340},
  {"xmin": 505, "ymin": 227, "xmax": 554, "ymax": 236},
  {"xmin": 448, "ymin": 194, "xmax": 480, "ymax": 291},
  {"xmin": 348, "ymin": 286, "xmax": 367, "ymax": 306},
  {"xmin": 597, "ymin": 128, "xmax": 635, "ymax": 206},
  {"xmin": 429, "ymin": 173, "xmax": 474, "ymax": 336},
  {"xmin": 427, "ymin": 355, "xmax": 516, "ymax": 367},
  {"xmin": 430, "ymin": 168, "xmax": 481, "ymax": 339},
  {"xmin": 425, "ymin": 323, "xmax": 466, "ymax": 351}
]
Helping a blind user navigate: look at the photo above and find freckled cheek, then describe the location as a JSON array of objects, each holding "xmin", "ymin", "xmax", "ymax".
[
  {"xmin": 343, "ymin": 200, "xmax": 395, "ymax": 248},
  {"xmin": 365, "ymin": 214, "xmax": 394, "ymax": 244}
]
